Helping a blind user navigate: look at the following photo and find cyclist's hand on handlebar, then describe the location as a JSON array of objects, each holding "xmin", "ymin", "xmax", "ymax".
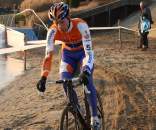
[
  {"xmin": 79, "ymin": 70, "xmax": 90, "ymax": 85},
  {"xmin": 36, "ymin": 76, "xmax": 47, "ymax": 92}
]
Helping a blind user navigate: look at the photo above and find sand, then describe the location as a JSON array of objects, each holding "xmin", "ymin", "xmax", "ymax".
[{"xmin": 0, "ymin": 30, "xmax": 156, "ymax": 130}]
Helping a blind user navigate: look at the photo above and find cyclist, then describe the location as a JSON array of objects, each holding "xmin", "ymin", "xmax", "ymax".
[{"xmin": 37, "ymin": 2, "xmax": 100, "ymax": 129}]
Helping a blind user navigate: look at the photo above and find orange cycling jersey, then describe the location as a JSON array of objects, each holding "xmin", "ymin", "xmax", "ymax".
[
  {"xmin": 49, "ymin": 18, "xmax": 86, "ymax": 51},
  {"xmin": 42, "ymin": 18, "xmax": 94, "ymax": 77}
]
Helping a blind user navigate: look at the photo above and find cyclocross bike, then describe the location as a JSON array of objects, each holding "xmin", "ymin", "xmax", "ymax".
[{"xmin": 51, "ymin": 77, "xmax": 105, "ymax": 130}]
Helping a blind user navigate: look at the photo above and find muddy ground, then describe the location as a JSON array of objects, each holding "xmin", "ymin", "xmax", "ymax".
[{"xmin": 0, "ymin": 30, "xmax": 156, "ymax": 130}]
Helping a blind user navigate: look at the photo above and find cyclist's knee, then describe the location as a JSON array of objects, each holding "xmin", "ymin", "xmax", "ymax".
[{"xmin": 59, "ymin": 61, "xmax": 74, "ymax": 76}]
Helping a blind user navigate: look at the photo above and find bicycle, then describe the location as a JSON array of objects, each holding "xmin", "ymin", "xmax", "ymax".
[{"xmin": 49, "ymin": 77, "xmax": 105, "ymax": 130}]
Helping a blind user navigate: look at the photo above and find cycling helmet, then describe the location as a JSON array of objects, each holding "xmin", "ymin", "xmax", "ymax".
[{"xmin": 48, "ymin": 2, "xmax": 69, "ymax": 21}]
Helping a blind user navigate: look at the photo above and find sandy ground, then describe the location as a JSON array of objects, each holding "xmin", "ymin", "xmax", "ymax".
[
  {"xmin": 1, "ymin": 1, "xmax": 156, "ymax": 130},
  {"xmin": 0, "ymin": 30, "xmax": 156, "ymax": 130}
]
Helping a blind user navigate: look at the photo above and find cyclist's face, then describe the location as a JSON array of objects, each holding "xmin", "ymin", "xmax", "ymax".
[{"xmin": 57, "ymin": 18, "xmax": 69, "ymax": 32}]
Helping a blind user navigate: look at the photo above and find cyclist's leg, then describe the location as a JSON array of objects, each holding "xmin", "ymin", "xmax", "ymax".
[
  {"xmin": 59, "ymin": 50, "xmax": 79, "ymax": 104},
  {"xmin": 81, "ymin": 66, "xmax": 101, "ymax": 129},
  {"xmin": 78, "ymin": 52, "xmax": 97, "ymax": 117},
  {"xmin": 82, "ymin": 67, "xmax": 97, "ymax": 117},
  {"xmin": 87, "ymin": 74, "xmax": 101, "ymax": 129}
]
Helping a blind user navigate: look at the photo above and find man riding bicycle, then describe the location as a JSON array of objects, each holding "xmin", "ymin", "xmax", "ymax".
[{"xmin": 37, "ymin": 2, "xmax": 100, "ymax": 129}]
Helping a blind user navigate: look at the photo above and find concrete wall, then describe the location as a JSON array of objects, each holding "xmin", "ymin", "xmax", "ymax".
[
  {"xmin": 72, "ymin": 0, "xmax": 152, "ymax": 27},
  {"xmin": 83, "ymin": 5, "xmax": 139, "ymax": 27},
  {"xmin": 0, "ymin": 24, "xmax": 25, "ymax": 48},
  {"xmin": 7, "ymin": 27, "xmax": 25, "ymax": 48}
]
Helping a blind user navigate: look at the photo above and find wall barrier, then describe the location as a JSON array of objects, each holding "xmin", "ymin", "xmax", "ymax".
[
  {"xmin": 0, "ymin": 24, "xmax": 25, "ymax": 48},
  {"xmin": 7, "ymin": 28, "xmax": 25, "ymax": 48}
]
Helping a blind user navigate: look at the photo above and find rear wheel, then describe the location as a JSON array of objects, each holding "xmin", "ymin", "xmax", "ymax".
[{"xmin": 59, "ymin": 105, "xmax": 83, "ymax": 130}]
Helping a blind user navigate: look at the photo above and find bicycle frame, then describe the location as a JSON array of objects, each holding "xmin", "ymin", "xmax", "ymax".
[
  {"xmin": 64, "ymin": 80, "xmax": 91, "ymax": 130},
  {"xmin": 55, "ymin": 78, "xmax": 91, "ymax": 130}
]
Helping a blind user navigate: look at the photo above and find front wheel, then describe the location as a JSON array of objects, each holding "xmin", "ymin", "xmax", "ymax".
[
  {"xmin": 59, "ymin": 105, "xmax": 83, "ymax": 130},
  {"xmin": 96, "ymin": 92, "xmax": 105, "ymax": 130}
]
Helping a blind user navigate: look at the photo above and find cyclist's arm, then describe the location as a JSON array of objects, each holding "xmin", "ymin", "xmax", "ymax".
[
  {"xmin": 77, "ymin": 22, "xmax": 94, "ymax": 73},
  {"xmin": 41, "ymin": 28, "xmax": 56, "ymax": 77}
]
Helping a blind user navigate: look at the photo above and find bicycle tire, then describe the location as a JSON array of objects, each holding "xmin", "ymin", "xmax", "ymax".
[
  {"xmin": 59, "ymin": 105, "xmax": 84, "ymax": 130},
  {"xmin": 96, "ymin": 91, "xmax": 105, "ymax": 130}
]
